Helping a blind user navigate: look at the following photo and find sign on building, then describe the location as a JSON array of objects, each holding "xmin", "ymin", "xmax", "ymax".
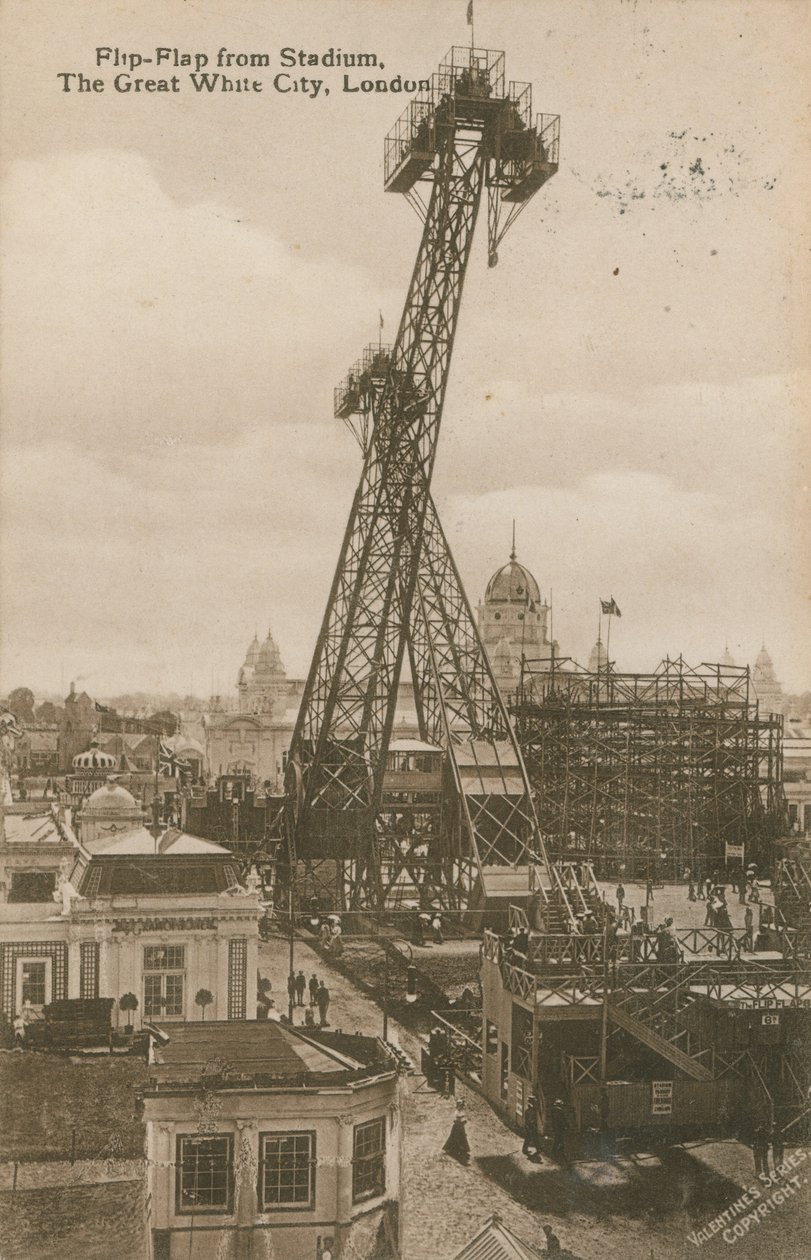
[
  {"xmin": 725, "ymin": 843, "xmax": 745, "ymax": 862},
  {"xmin": 652, "ymin": 1080, "xmax": 673, "ymax": 1115}
]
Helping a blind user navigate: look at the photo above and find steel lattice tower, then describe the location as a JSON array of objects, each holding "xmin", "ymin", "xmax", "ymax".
[{"xmin": 286, "ymin": 47, "xmax": 560, "ymax": 911}]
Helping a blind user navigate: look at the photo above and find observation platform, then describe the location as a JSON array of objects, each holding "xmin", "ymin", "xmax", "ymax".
[{"xmin": 383, "ymin": 46, "xmax": 559, "ymax": 200}]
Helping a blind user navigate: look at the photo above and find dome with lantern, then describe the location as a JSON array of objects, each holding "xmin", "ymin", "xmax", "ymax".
[
  {"xmin": 72, "ymin": 740, "xmax": 116, "ymax": 772},
  {"xmin": 484, "ymin": 553, "xmax": 542, "ymax": 607}
]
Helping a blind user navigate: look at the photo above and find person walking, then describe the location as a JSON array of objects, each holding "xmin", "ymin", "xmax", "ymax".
[
  {"xmin": 645, "ymin": 878, "xmax": 654, "ymax": 905},
  {"xmin": 287, "ymin": 972, "xmax": 296, "ymax": 1010},
  {"xmin": 309, "ymin": 973, "xmax": 319, "ymax": 1007},
  {"xmin": 443, "ymin": 1099, "xmax": 471, "ymax": 1165},
  {"xmin": 752, "ymin": 1123, "xmax": 770, "ymax": 1179},
  {"xmin": 522, "ymin": 1093, "xmax": 542, "ymax": 1161},
  {"xmin": 744, "ymin": 906, "xmax": 754, "ymax": 952},
  {"xmin": 550, "ymin": 1097, "xmax": 567, "ymax": 1162},
  {"xmin": 316, "ymin": 981, "xmax": 331, "ymax": 1027},
  {"xmin": 688, "ymin": 878, "xmax": 696, "ymax": 902},
  {"xmin": 294, "ymin": 970, "xmax": 306, "ymax": 1006},
  {"xmin": 542, "ymin": 1225, "xmax": 562, "ymax": 1256},
  {"xmin": 616, "ymin": 883, "xmax": 625, "ymax": 914},
  {"xmin": 431, "ymin": 913, "xmax": 444, "ymax": 945}
]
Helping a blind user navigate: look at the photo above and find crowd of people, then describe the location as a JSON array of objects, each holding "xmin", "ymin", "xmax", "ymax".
[{"xmin": 256, "ymin": 971, "xmax": 331, "ymax": 1027}]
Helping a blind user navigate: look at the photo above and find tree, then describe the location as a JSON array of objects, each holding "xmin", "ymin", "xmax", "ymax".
[
  {"xmin": 5, "ymin": 687, "xmax": 35, "ymax": 725},
  {"xmin": 195, "ymin": 989, "xmax": 214, "ymax": 1021},
  {"xmin": 35, "ymin": 701, "xmax": 63, "ymax": 726},
  {"xmin": 119, "ymin": 992, "xmax": 138, "ymax": 1033},
  {"xmin": 148, "ymin": 710, "xmax": 179, "ymax": 736}
]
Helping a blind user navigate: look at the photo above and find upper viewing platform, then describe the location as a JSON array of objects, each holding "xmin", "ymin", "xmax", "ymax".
[{"xmin": 383, "ymin": 46, "xmax": 559, "ymax": 202}]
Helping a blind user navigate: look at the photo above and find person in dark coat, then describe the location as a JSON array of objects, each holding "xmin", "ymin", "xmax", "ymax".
[
  {"xmin": 550, "ymin": 1098, "xmax": 567, "ymax": 1161},
  {"xmin": 752, "ymin": 1123, "xmax": 770, "ymax": 1178},
  {"xmin": 443, "ymin": 1100, "xmax": 470, "ymax": 1165},
  {"xmin": 287, "ymin": 972, "xmax": 296, "ymax": 1006},
  {"xmin": 316, "ymin": 982, "xmax": 331, "ymax": 1026},
  {"xmin": 294, "ymin": 970, "xmax": 307, "ymax": 1006},
  {"xmin": 309, "ymin": 973, "xmax": 319, "ymax": 1006},
  {"xmin": 522, "ymin": 1093, "xmax": 541, "ymax": 1161},
  {"xmin": 771, "ymin": 1126, "xmax": 785, "ymax": 1174},
  {"xmin": 542, "ymin": 1224, "xmax": 562, "ymax": 1256}
]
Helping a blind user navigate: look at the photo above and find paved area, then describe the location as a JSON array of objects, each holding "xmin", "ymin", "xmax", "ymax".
[
  {"xmin": 596, "ymin": 879, "xmax": 774, "ymax": 933},
  {"xmin": 259, "ymin": 934, "xmax": 810, "ymax": 1260}
]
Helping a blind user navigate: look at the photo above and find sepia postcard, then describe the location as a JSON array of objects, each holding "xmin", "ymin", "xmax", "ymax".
[{"xmin": 0, "ymin": 2, "xmax": 809, "ymax": 1259}]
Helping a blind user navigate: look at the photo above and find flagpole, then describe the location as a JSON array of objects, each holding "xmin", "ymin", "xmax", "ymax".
[{"xmin": 606, "ymin": 610, "xmax": 612, "ymax": 676}]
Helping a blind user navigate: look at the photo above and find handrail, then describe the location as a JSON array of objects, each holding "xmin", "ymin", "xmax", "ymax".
[{"xmin": 549, "ymin": 863, "xmax": 578, "ymax": 930}]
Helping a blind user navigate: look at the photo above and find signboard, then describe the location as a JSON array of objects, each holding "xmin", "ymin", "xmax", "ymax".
[
  {"xmin": 652, "ymin": 1080, "xmax": 673, "ymax": 1115},
  {"xmin": 725, "ymin": 843, "xmax": 745, "ymax": 862},
  {"xmin": 762, "ymin": 1014, "xmax": 780, "ymax": 1026}
]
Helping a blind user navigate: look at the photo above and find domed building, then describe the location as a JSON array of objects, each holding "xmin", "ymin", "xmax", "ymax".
[
  {"xmin": 588, "ymin": 633, "xmax": 608, "ymax": 673},
  {"xmin": 477, "ymin": 538, "xmax": 558, "ymax": 696},
  {"xmin": 237, "ymin": 626, "xmax": 288, "ymax": 716},
  {"xmin": 752, "ymin": 642, "xmax": 784, "ymax": 716},
  {"xmin": 74, "ymin": 775, "xmax": 146, "ymax": 847}
]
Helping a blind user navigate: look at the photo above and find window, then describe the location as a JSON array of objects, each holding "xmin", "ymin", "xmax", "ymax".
[
  {"xmin": 21, "ymin": 961, "xmax": 48, "ymax": 1007},
  {"xmin": 352, "ymin": 1117, "xmax": 386, "ymax": 1203},
  {"xmin": 144, "ymin": 945, "xmax": 185, "ymax": 971},
  {"xmin": 260, "ymin": 1132, "xmax": 316, "ymax": 1209},
  {"xmin": 176, "ymin": 1135, "xmax": 233, "ymax": 1214},
  {"xmin": 9, "ymin": 871, "xmax": 56, "ymax": 903},
  {"xmin": 143, "ymin": 945, "xmax": 185, "ymax": 1018}
]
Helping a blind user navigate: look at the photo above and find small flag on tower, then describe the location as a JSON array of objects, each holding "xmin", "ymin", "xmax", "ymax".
[
  {"xmin": 600, "ymin": 598, "xmax": 622, "ymax": 617},
  {"xmin": 467, "ymin": 0, "xmax": 474, "ymax": 25},
  {"xmin": 379, "ymin": 310, "xmax": 384, "ymax": 330}
]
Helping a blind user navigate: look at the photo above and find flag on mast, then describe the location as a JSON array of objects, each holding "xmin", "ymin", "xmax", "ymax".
[
  {"xmin": 600, "ymin": 597, "xmax": 622, "ymax": 617},
  {"xmin": 159, "ymin": 740, "xmax": 191, "ymax": 778},
  {"xmin": 466, "ymin": 0, "xmax": 474, "ymax": 25},
  {"xmin": 379, "ymin": 310, "xmax": 384, "ymax": 330}
]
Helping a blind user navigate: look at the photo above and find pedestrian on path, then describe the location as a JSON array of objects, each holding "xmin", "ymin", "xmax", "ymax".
[
  {"xmin": 616, "ymin": 883, "xmax": 625, "ymax": 913},
  {"xmin": 309, "ymin": 974, "xmax": 319, "ymax": 1006},
  {"xmin": 744, "ymin": 906, "xmax": 754, "ymax": 951},
  {"xmin": 287, "ymin": 972, "xmax": 296, "ymax": 1007},
  {"xmin": 431, "ymin": 913, "xmax": 444, "ymax": 945},
  {"xmin": 443, "ymin": 1099, "xmax": 471, "ymax": 1166},
  {"xmin": 752, "ymin": 1123, "xmax": 770, "ymax": 1179},
  {"xmin": 645, "ymin": 878, "xmax": 654, "ymax": 904},
  {"xmin": 549, "ymin": 1097, "xmax": 567, "ymax": 1162},
  {"xmin": 316, "ymin": 981, "xmax": 331, "ymax": 1026},
  {"xmin": 542, "ymin": 1225, "xmax": 562, "ymax": 1256},
  {"xmin": 295, "ymin": 970, "xmax": 306, "ymax": 1006},
  {"xmin": 522, "ymin": 1093, "xmax": 542, "ymax": 1162},
  {"xmin": 688, "ymin": 879, "xmax": 696, "ymax": 902}
]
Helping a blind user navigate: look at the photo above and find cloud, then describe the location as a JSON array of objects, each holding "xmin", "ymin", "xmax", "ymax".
[{"xmin": 0, "ymin": 150, "xmax": 396, "ymax": 458}]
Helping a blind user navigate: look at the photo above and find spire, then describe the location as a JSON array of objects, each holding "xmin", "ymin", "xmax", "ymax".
[{"xmin": 510, "ymin": 519, "xmax": 516, "ymax": 561}]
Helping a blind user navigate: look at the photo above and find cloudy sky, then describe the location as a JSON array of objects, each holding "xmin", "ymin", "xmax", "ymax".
[{"xmin": 1, "ymin": 0, "xmax": 809, "ymax": 698}]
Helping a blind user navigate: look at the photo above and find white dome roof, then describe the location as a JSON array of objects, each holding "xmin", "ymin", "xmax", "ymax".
[
  {"xmin": 82, "ymin": 778, "xmax": 140, "ymax": 816},
  {"xmin": 73, "ymin": 742, "xmax": 116, "ymax": 771}
]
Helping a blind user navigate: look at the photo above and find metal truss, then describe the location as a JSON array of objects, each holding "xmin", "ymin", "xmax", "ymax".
[
  {"xmin": 511, "ymin": 655, "xmax": 786, "ymax": 875},
  {"xmin": 286, "ymin": 47, "xmax": 559, "ymax": 910}
]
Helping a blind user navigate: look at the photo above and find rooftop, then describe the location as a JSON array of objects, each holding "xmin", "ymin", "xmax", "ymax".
[
  {"xmin": 146, "ymin": 1021, "xmax": 397, "ymax": 1090},
  {"xmin": 78, "ymin": 852, "xmax": 242, "ymax": 897}
]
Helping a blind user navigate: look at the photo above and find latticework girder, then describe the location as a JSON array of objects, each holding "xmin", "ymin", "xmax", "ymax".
[
  {"xmin": 286, "ymin": 46, "xmax": 559, "ymax": 910},
  {"xmin": 512, "ymin": 656, "xmax": 786, "ymax": 874}
]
